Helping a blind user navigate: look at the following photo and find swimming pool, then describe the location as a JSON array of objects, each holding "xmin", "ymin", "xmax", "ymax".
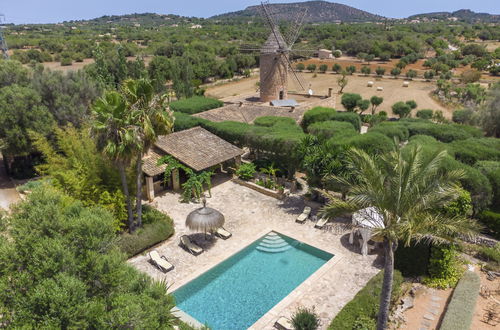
[{"xmin": 173, "ymin": 231, "xmax": 334, "ymax": 330}]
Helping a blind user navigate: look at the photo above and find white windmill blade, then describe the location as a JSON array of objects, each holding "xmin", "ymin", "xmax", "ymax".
[
  {"xmin": 259, "ymin": 1, "xmax": 285, "ymax": 50},
  {"xmin": 284, "ymin": 7, "xmax": 308, "ymax": 49},
  {"xmin": 283, "ymin": 55, "xmax": 307, "ymax": 91}
]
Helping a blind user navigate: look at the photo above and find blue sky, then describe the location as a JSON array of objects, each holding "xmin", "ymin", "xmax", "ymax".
[{"xmin": 2, "ymin": 0, "xmax": 499, "ymax": 24}]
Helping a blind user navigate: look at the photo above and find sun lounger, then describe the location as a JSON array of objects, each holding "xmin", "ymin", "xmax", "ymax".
[
  {"xmin": 296, "ymin": 206, "xmax": 311, "ymax": 223},
  {"xmin": 213, "ymin": 227, "xmax": 232, "ymax": 240},
  {"xmin": 274, "ymin": 316, "xmax": 293, "ymax": 330},
  {"xmin": 180, "ymin": 235, "xmax": 203, "ymax": 255},
  {"xmin": 149, "ymin": 250, "xmax": 174, "ymax": 273},
  {"xmin": 314, "ymin": 216, "xmax": 328, "ymax": 229}
]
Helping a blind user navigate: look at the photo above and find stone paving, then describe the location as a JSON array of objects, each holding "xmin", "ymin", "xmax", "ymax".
[{"xmin": 129, "ymin": 178, "xmax": 382, "ymax": 329}]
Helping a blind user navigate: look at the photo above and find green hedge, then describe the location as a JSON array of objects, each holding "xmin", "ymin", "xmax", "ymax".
[
  {"xmin": 332, "ymin": 112, "xmax": 361, "ymax": 132},
  {"xmin": 173, "ymin": 112, "xmax": 209, "ymax": 131},
  {"xmin": 301, "ymin": 107, "xmax": 337, "ymax": 129},
  {"xmin": 449, "ymin": 138, "xmax": 500, "ymax": 165},
  {"xmin": 369, "ymin": 123, "xmax": 410, "ymax": 141},
  {"xmin": 332, "ymin": 132, "xmax": 394, "ymax": 154},
  {"xmin": 254, "ymin": 116, "xmax": 296, "ymax": 127},
  {"xmin": 416, "ymin": 109, "xmax": 434, "ymax": 119},
  {"xmin": 117, "ymin": 206, "xmax": 175, "ymax": 258},
  {"xmin": 440, "ymin": 271, "xmax": 480, "ymax": 330},
  {"xmin": 170, "ymin": 96, "xmax": 223, "ymax": 114},
  {"xmin": 476, "ymin": 161, "xmax": 500, "ymax": 211},
  {"xmin": 307, "ymin": 120, "xmax": 356, "ymax": 140},
  {"xmin": 403, "ymin": 122, "xmax": 483, "ymax": 143},
  {"xmin": 328, "ymin": 270, "xmax": 403, "ymax": 330},
  {"xmin": 395, "ymin": 242, "xmax": 430, "ymax": 277}
]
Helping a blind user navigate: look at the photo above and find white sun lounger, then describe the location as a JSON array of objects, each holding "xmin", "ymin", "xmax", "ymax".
[
  {"xmin": 274, "ymin": 316, "xmax": 293, "ymax": 330},
  {"xmin": 149, "ymin": 250, "xmax": 174, "ymax": 273},
  {"xmin": 214, "ymin": 227, "xmax": 232, "ymax": 240},
  {"xmin": 314, "ymin": 216, "xmax": 328, "ymax": 229},
  {"xmin": 180, "ymin": 235, "xmax": 203, "ymax": 255},
  {"xmin": 296, "ymin": 206, "xmax": 312, "ymax": 223}
]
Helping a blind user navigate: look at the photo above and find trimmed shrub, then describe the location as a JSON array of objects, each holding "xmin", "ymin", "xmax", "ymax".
[
  {"xmin": 452, "ymin": 109, "xmax": 474, "ymax": 124},
  {"xmin": 117, "ymin": 207, "xmax": 175, "ymax": 258},
  {"xmin": 478, "ymin": 211, "xmax": 500, "ymax": 239},
  {"xmin": 332, "ymin": 132, "xmax": 394, "ymax": 154},
  {"xmin": 60, "ymin": 57, "xmax": 72, "ymax": 66},
  {"xmin": 170, "ymin": 96, "xmax": 223, "ymax": 114},
  {"xmin": 341, "ymin": 93, "xmax": 362, "ymax": 112},
  {"xmin": 254, "ymin": 116, "xmax": 296, "ymax": 127},
  {"xmin": 449, "ymin": 138, "xmax": 500, "ymax": 165},
  {"xmin": 331, "ymin": 112, "xmax": 361, "ymax": 131},
  {"xmin": 301, "ymin": 107, "xmax": 336, "ymax": 129},
  {"xmin": 173, "ymin": 112, "xmax": 209, "ymax": 131},
  {"xmin": 476, "ymin": 161, "xmax": 500, "ymax": 211},
  {"xmin": 424, "ymin": 244, "xmax": 463, "ymax": 289},
  {"xmin": 404, "ymin": 122, "xmax": 482, "ymax": 143},
  {"xmin": 328, "ymin": 270, "xmax": 403, "ymax": 330},
  {"xmin": 307, "ymin": 120, "xmax": 356, "ymax": 140},
  {"xmin": 416, "ymin": 109, "xmax": 433, "ymax": 119},
  {"xmin": 477, "ymin": 243, "xmax": 500, "ymax": 271},
  {"xmin": 369, "ymin": 123, "xmax": 409, "ymax": 141},
  {"xmin": 440, "ymin": 271, "xmax": 480, "ymax": 330},
  {"xmin": 291, "ymin": 306, "xmax": 321, "ymax": 330}
]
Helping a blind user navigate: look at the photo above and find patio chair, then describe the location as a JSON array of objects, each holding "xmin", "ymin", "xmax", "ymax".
[
  {"xmin": 296, "ymin": 206, "xmax": 312, "ymax": 224},
  {"xmin": 314, "ymin": 216, "xmax": 328, "ymax": 229},
  {"xmin": 213, "ymin": 227, "xmax": 232, "ymax": 240},
  {"xmin": 274, "ymin": 316, "xmax": 293, "ymax": 330},
  {"xmin": 180, "ymin": 235, "xmax": 203, "ymax": 256},
  {"xmin": 148, "ymin": 250, "xmax": 174, "ymax": 273}
]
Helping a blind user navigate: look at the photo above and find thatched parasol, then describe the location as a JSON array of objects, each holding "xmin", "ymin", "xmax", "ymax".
[{"xmin": 186, "ymin": 198, "xmax": 224, "ymax": 236}]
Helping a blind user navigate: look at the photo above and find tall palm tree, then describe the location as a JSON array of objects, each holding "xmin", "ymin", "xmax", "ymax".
[
  {"xmin": 91, "ymin": 91, "xmax": 140, "ymax": 231},
  {"xmin": 122, "ymin": 79, "xmax": 174, "ymax": 228},
  {"xmin": 320, "ymin": 145, "xmax": 479, "ymax": 330}
]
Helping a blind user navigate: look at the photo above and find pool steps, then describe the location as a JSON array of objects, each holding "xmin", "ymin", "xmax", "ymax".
[{"xmin": 256, "ymin": 232, "xmax": 293, "ymax": 253}]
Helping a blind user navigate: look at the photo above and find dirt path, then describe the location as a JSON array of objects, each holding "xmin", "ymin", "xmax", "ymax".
[
  {"xmin": 0, "ymin": 155, "xmax": 20, "ymax": 211},
  {"xmin": 400, "ymin": 286, "xmax": 452, "ymax": 330}
]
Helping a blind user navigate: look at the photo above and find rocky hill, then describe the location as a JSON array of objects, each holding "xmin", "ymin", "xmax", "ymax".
[
  {"xmin": 211, "ymin": 1, "xmax": 384, "ymax": 22},
  {"xmin": 408, "ymin": 9, "xmax": 499, "ymax": 23}
]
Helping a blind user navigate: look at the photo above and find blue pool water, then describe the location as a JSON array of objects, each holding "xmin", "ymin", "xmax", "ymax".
[{"xmin": 173, "ymin": 231, "xmax": 333, "ymax": 330}]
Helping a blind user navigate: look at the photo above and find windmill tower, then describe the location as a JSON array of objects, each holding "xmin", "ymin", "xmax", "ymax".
[
  {"xmin": 242, "ymin": 2, "xmax": 312, "ymax": 103},
  {"xmin": 0, "ymin": 14, "xmax": 8, "ymax": 59}
]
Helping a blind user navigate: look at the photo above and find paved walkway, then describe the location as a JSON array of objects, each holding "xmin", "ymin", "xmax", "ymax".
[{"xmin": 129, "ymin": 179, "xmax": 381, "ymax": 329}]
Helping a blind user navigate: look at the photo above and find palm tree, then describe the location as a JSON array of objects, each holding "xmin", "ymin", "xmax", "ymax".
[
  {"xmin": 91, "ymin": 91, "xmax": 140, "ymax": 231},
  {"xmin": 122, "ymin": 79, "xmax": 174, "ymax": 228},
  {"xmin": 320, "ymin": 145, "xmax": 479, "ymax": 330}
]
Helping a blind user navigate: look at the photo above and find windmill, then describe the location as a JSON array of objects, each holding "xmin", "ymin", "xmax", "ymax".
[
  {"xmin": 0, "ymin": 14, "xmax": 8, "ymax": 59},
  {"xmin": 242, "ymin": 1, "xmax": 314, "ymax": 103}
]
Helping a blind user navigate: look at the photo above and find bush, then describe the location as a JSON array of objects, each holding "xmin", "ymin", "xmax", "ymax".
[
  {"xmin": 254, "ymin": 116, "xmax": 296, "ymax": 127},
  {"xmin": 449, "ymin": 138, "xmax": 500, "ymax": 165},
  {"xmin": 170, "ymin": 96, "xmax": 223, "ymax": 114},
  {"xmin": 319, "ymin": 64, "xmax": 328, "ymax": 73},
  {"xmin": 117, "ymin": 208, "xmax": 174, "ymax": 258},
  {"xmin": 60, "ymin": 57, "xmax": 72, "ymax": 66},
  {"xmin": 332, "ymin": 132, "xmax": 393, "ymax": 154},
  {"xmin": 302, "ymin": 107, "xmax": 336, "ymax": 129},
  {"xmin": 478, "ymin": 211, "xmax": 500, "ymax": 239},
  {"xmin": 392, "ymin": 101, "xmax": 411, "ymax": 118},
  {"xmin": 404, "ymin": 122, "xmax": 482, "ymax": 143},
  {"xmin": 296, "ymin": 63, "xmax": 305, "ymax": 71},
  {"xmin": 235, "ymin": 163, "xmax": 256, "ymax": 181},
  {"xmin": 440, "ymin": 271, "xmax": 480, "ymax": 330},
  {"xmin": 332, "ymin": 112, "xmax": 361, "ymax": 131},
  {"xmin": 328, "ymin": 270, "xmax": 403, "ymax": 330},
  {"xmin": 395, "ymin": 242, "xmax": 430, "ymax": 277},
  {"xmin": 476, "ymin": 161, "xmax": 500, "ymax": 211},
  {"xmin": 424, "ymin": 244, "xmax": 463, "ymax": 289},
  {"xmin": 291, "ymin": 306, "xmax": 321, "ymax": 330},
  {"xmin": 452, "ymin": 109, "xmax": 474, "ymax": 124},
  {"xmin": 369, "ymin": 123, "xmax": 409, "ymax": 141},
  {"xmin": 307, "ymin": 64, "xmax": 317, "ymax": 72},
  {"xmin": 307, "ymin": 120, "xmax": 356, "ymax": 140},
  {"xmin": 416, "ymin": 109, "xmax": 433, "ymax": 119},
  {"xmin": 341, "ymin": 93, "xmax": 362, "ymax": 112}
]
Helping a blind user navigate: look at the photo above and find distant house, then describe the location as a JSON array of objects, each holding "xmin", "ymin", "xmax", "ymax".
[
  {"xmin": 190, "ymin": 24, "xmax": 202, "ymax": 29},
  {"xmin": 318, "ymin": 49, "xmax": 333, "ymax": 59}
]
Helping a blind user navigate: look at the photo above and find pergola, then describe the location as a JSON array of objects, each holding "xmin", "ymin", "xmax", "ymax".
[{"xmin": 142, "ymin": 126, "xmax": 244, "ymax": 201}]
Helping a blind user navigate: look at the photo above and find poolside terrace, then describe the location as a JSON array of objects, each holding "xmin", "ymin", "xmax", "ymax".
[{"xmin": 129, "ymin": 177, "xmax": 382, "ymax": 329}]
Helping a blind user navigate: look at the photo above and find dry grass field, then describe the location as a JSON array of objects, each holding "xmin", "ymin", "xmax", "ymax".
[{"xmin": 206, "ymin": 72, "xmax": 452, "ymax": 118}]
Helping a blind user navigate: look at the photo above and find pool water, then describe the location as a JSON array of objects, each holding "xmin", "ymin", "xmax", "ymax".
[{"xmin": 173, "ymin": 231, "xmax": 333, "ymax": 330}]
